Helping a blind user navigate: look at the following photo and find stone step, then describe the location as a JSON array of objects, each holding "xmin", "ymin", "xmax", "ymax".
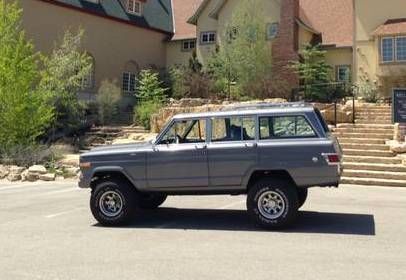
[
  {"xmin": 341, "ymin": 143, "xmax": 389, "ymax": 151},
  {"xmin": 343, "ymin": 155, "xmax": 402, "ymax": 164},
  {"xmin": 355, "ymin": 120, "xmax": 392, "ymax": 124},
  {"xmin": 334, "ymin": 132, "xmax": 393, "ymax": 139},
  {"xmin": 343, "ymin": 162, "xmax": 406, "ymax": 172},
  {"xmin": 340, "ymin": 177, "xmax": 406, "ymax": 187},
  {"xmin": 343, "ymin": 149, "xmax": 395, "ymax": 157},
  {"xmin": 90, "ymin": 127, "xmax": 123, "ymax": 133},
  {"xmin": 122, "ymin": 129, "xmax": 149, "ymax": 134},
  {"xmin": 336, "ymin": 124, "xmax": 394, "ymax": 129},
  {"xmin": 334, "ymin": 128, "xmax": 393, "ymax": 134},
  {"xmin": 343, "ymin": 169, "xmax": 406, "ymax": 181},
  {"xmin": 337, "ymin": 138, "xmax": 385, "ymax": 144},
  {"xmin": 356, "ymin": 116, "xmax": 392, "ymax": 120}
]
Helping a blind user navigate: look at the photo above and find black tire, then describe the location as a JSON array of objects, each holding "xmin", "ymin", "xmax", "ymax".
[
  {"xmin": 247, "ymin": 178, "xmax": 298, "ymax": 230},
  {"xmin": 297, "ymin": 188, "xmax": 308, "ymax": 209},
  {"xmin": 90, "ymin": 178, "xmax": 138, "ymax": 226},
  {"xmin": 139, "ymin": 193, "xmax": 167, "ymax": 209}
]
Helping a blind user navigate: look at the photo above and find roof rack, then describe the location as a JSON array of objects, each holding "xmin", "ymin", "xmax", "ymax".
[{"xmin": 221, "ymin": 101, "xmax": 310, "ymax": 111}]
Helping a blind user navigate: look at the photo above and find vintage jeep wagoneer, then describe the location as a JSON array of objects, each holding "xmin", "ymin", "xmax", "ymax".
[{"xmin": 79, "ymin": 103, "xmax": 342, "ymax": 229}]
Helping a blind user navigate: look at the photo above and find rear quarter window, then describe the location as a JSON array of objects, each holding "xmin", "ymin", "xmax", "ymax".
[{"xmin": 259, "ymin": 115, "xmax": 317, "ymax": 139}]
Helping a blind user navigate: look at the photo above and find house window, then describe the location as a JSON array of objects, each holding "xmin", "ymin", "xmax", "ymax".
[
  {"xmin": 181, "ymin": 40, "xmax": 196, "ymax": 51},
  {"xmin": 336, "ymin": 65, "xmax": 351, "ymax": 82},
  {"xmin": 381, "ymin": 37, "xmax": 394, "ymax": 62},
  {"xmin": 122, "ymin": 72, "xmax": 136, "ymax": 93},
  {"xmin": 200, "ymin": 31, "xmax": 216, "ymax": 44},
  {"xmin": 266, "ymin": 22, "xmax": 279, "ymax": 40},
  {"xmin": 396, "ymin": 37, "xmax": 406, "ymax": 61},
  {"xmin": 127, "ymin": 0, "xmax": 142, "ymax": 16},
  {"xmin": 226, "ymin": 26, "xmax": 238, "ymax": 42}
]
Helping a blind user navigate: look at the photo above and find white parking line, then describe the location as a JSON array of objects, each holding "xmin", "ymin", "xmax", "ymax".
[
  {"xmin": 45, "ymin": 207, "xmax": 85, "ymax": 218},
  {"xmin": 217, "ymin": 199, "xmax": 245, "ymax": 210}
]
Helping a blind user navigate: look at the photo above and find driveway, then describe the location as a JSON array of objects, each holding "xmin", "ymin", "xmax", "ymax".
[{"xmin": 0, "ymin": 181, "xmax": 405, "ymax": 280}]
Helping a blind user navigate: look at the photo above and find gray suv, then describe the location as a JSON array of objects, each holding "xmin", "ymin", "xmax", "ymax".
[{"xmin": 79, "ymin": 103, "xmax": 342, "ymax": 229}]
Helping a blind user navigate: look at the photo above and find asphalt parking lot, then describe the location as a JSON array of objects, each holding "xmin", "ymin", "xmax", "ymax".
[{"xmin": 1, "ymin": 180, "xmax": 405, "ymax": 280}]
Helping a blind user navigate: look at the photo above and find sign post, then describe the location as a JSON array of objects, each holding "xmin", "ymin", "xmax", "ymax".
[{"xmin": 392, "ymin": 89, "xmax": 406, "ymax": 124}]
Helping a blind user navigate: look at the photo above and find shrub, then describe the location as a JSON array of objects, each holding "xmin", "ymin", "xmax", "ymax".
[
  {"xmin": 0, "ymin": 144, "xmax": 53, "ymax": 167},
  {"xmin": 357, "ymin": 81, "xmax": 379, "ymax": 103},
  {"xmin": 96, "ymin": 80, "xmax": 122, "ymax": 125},
  {"xmin": 137, "ymin": 69, "xmax": 168, "ymax": 102},
  {"xmin": 39, "ymin": 28, "xmax": 93, "ymax": 134},
  {"xmin": 0, "ymin": 1, "xmax": 54, "ymax": 154},
  {"xmin": 135, "ymin": 101, "xmax": 162, "ymax": 129},
  {"xmin": 134, "ymin": 70, "xmax": 167, "ymax": 129}
]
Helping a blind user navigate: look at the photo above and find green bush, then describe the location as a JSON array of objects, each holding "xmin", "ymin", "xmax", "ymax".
[
  {"xmin": 0, "ymin": 1, "xmax": 54, "ymax": 153},
  {"xmin": 0, "ymin": 144, "xmax": 53, "ymax": 167},
  {"xmin": 135, "ymin": 101, "xmax": 162, "ymax": 130},
  {"xmin": 96, "ymin": 80, "xmax": 122, "ymax": 125},
  {"xmin": 134, "ymin": 70, "xmax": 167, "ymax": 129}
]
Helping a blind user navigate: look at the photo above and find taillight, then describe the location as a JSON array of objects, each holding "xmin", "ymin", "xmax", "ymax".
[{"xmin": 322, "ymin": 153, "xmax": 341, "ymax": 165}]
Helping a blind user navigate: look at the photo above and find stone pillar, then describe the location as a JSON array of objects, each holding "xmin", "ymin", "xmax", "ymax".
[{"xmin": 394, "ymin": 123, "xmax": 406, "ymax": 142}]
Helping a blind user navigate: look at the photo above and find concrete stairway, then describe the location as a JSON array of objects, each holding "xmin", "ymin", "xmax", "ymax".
[{"xmin": 334, "ymin": 105, "xmax": 406, "ymax": 187}]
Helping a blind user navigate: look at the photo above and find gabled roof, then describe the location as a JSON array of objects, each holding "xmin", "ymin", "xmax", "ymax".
[
  {"xmin": 299, "ymin": 0, "xmax": 353, "ymax": 48},
  {"xmin": 187, "ymin": 0, "xmax": 210, "ymax": 25},
  {"xmin": 171, "ymin": 0, "xmax": 203, "ymax": 41},
  {"xmin": 38, "ymin": 0, "xmax": 174, "ymax": 34},
  {"xmin": 373, "ymin": 18, "xmax": 406, "ymax": 37}
]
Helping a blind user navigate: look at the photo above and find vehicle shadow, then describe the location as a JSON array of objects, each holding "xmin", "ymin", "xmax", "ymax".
[{"xmin": 96, "ymin": 208, "xmax": 375, "ymax": 236}]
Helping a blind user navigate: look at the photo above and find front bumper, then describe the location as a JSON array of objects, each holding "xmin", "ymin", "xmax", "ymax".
[{"xmin": 78, "ymin": 172, "xmax": 91, "ymax": 189}]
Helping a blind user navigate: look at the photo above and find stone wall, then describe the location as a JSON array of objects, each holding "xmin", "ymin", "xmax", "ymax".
[{"xmin": 150, "ymin": 98, "xmax": 354, "ymax": 133}]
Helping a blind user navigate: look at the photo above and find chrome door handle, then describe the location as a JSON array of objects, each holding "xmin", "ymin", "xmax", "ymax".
[
  {"xmin": 195, "ymin": 144, "xmax": 207, "ymax": 150},
  {"xmin": 245, "ymin": 143, "xmax": 257, "ymax": 148}
]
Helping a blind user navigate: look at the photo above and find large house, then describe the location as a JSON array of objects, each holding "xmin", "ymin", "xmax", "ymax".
[{"xmin": 16, "ymin": 0, "xmax": 406, "ymax": 99}]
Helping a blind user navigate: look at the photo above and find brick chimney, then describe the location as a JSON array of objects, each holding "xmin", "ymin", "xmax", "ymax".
[{"xmin": 271, "ymin": 0, "xmax": 300, "ymax": 98}]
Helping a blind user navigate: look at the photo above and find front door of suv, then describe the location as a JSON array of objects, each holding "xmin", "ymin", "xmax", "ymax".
[
  {"xmin": 207, "ymin": 116, "xmax": 258, "ymax": 188},
  {"xmin": 147, "ymin": 118, "xmax": 208, "ymax": 189}
]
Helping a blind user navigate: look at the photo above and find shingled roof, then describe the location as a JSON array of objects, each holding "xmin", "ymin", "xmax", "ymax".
[
  {"xmin": 373, "ymin": 18, "xmax": 406, "ymax": 36},
  {"xmin": 171, "ymin": 0, "xmax": 203, "ymax": 41},
  {"xmin": 39, "ymin": 0, "xmax": 174, "ymax": 34},
  {"xmin": 299, "ymin": 0, "xmax": 353, "ymax": 48}
]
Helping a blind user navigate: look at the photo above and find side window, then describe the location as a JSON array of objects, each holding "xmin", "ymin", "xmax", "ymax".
[
  {"xmin": 259, "ymin": 116, "xmax": 316, "ymax": 139},
  {"xmin": 211, "ymin": 116, "xmax": 255, "ymax": 142},
  {"xmin": 159, "ymin": 119, "xmax": 206, "ymax": 144}
]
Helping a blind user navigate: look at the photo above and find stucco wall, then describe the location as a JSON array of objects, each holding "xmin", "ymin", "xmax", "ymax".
[
  {"xmin": 165, "ymin": 41, "xmax": 195, "ymax": 68},
  {"xmin": 355, "ymin": 0, "xmax": 406, "ymax": 96},
  {"xmin": 195, "ymin": 0, "xmax": 281, "ymax": 66},
  {"xmin": 21, "ymin": 0, "xmax": 168, "ymax": 96},
  {"xmin": 325, "ymin": 48, "xmax": 353, "ymax": 80}
]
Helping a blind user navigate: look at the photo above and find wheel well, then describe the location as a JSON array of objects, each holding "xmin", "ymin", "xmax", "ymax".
[
  {"xmin": 247, "ymin": 170, "xmax": 297, "ymax": 190},
  {"xmin": 90, "ymin": 171, "xmax": 136, "ymax": 191}
]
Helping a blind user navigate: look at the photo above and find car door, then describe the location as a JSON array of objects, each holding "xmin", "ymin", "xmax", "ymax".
[
  {"xmin": 207, "ymin": 116, "xmax": 258, "ymax": 188},
  {"xmin": 147, "ymin": 118, "xmax": 209, "ymax": 189}
]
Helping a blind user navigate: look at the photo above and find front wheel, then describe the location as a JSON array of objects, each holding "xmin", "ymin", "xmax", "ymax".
[
  {"xmin": 90, "ymin": 179, "xmax": 138, "ymax": 226},
  {"xmin": 247, "ymin": 178, "xmax": 298, "ymax": 230}
]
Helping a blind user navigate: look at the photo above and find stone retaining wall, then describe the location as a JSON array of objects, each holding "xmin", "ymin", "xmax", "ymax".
[{"xmin": 150, "ymin": 98, "xmax": 354, "ymax": 133}]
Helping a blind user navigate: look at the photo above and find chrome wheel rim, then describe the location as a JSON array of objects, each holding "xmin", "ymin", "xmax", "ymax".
[
  {"xmin": 257, "ymin": 191, "xmax": 286, "ymax": 220},
  {"xmin": 99, "ymin": 191, "xmax": 123, "ymax": 217}
]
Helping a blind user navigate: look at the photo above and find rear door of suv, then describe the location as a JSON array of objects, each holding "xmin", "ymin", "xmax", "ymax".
[{"xmin": 207, "ymin": 115, "xmax": 258, "ymax": 188}]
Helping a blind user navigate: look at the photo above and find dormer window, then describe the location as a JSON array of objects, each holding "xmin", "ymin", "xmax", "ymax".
[{"xmin": 127, "ymin": 0, "xmax": 142, "ymax": 16}]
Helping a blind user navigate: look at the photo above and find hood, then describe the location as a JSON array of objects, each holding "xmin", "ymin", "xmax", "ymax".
[{"xmin": 81, "ymin": 141, "xmax": 154, "ymax": 158}]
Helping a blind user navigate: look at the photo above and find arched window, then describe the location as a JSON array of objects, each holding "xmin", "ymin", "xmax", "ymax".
[
  {"xmin": 82, "ymin": 54, "xmax": 95, "ymax": 90},
  {"xmin": 122, "ymin": 60, "xmax": 139, "ymax": 94}
]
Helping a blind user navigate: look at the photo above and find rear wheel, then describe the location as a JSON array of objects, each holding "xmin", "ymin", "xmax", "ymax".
[
  {"xmin": 297, "ymin": 188, "xmax": 308, "ymax": 209},
  {"xmin": 139, "ymin": 193, "xmax": 167, "ymax": 209},
  {"xmin": 247, "ymin": 178, "xmax": 298, "ymax": 230},
  {"xmin": 90, "ymin": 178, "xmax": 138, "ymax": 226}
]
